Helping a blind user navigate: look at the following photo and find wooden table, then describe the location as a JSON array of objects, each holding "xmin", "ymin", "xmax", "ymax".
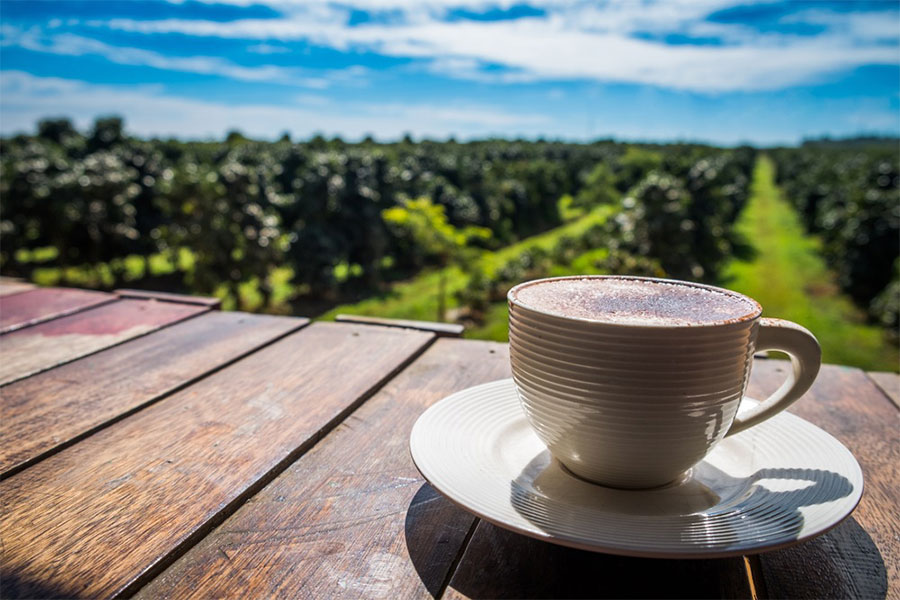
[{"xmin": 1, "ymin": 283, "xmax": 897, "ymax": 599}]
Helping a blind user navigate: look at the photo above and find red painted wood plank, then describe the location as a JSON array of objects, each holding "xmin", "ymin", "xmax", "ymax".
[
  {"xmin": 0, "ymin": 299, "xmax": 207, "ymax": 386},
  {"xmin": 0, "ymin": 287, "xmax": 115, "ymax": 333},
  {"xmin": 0, "ymin": 322, "xmax": 434, "ymax": 599},
  {"xmin": 0, "ymin": 311, "xmax": 307, "ymax": 478}
]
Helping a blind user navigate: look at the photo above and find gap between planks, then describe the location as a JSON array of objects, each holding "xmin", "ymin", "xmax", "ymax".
[
  {"xmin": 743, "ymin": 554, "xmax": 767, "ymax": 600},
  {"xmin": 437, "ymin": 515, "xmax": 481, "ymax": 599},
  {"xmin": 865, "ymin": 371, "xmax": 900, "ymax": 411}
]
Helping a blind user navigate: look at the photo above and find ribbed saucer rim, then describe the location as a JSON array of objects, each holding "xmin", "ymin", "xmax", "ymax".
[{"xmin": 409, "ymin": 378, "xmax": 864, "ymax": 559}]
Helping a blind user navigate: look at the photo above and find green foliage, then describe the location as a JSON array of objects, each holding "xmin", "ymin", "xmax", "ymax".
[
  {"xmin": 4, "ymin": 114, "xmax": 892, "ymax": 350},
  {"xmin": 573, "ymin": 163, "xmax": 619, "ymax": 211},
  {"xmin": 382, "ymin": 197, "xmax": 490, "ymax": 267},
  {"xmin": 771, "ymin": 144, "xmax": 900, "ymax": 332},
  {"xmin": 382, "ymin": 197, "xmax": 491, "ymax": 320},
  {"xmin": 616, "ymin": 147, "xmax": 663, "ymax": 192},
  {"xmin": 605, "ymin": 148, "xmax": 756, "ymax": 283},
  {"xmin": 870, "ymin": 261, "xmax": 899, "ymax": 344},
  {"xmin": 1, "ymin": 118, "xmax": 631, "ymax": 307},
  {"xmin": 724, "ymin": 156, "xmax": 898, "ymax": 370}
]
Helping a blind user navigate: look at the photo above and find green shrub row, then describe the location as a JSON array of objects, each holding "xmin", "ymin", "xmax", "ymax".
[{"xmin": 771, "ymin": 145, "xmax": 899, "ymax": 338}]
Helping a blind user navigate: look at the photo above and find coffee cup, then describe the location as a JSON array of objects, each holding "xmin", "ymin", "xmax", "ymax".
[{"xmin": 507, "ymin": 275, "xmax": 821, "ymax": 489}]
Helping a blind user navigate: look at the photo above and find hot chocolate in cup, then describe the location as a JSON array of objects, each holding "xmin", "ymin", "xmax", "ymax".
[{"xmin": 507, "ymin": 276, "xmax": 821, "ymax": 489}]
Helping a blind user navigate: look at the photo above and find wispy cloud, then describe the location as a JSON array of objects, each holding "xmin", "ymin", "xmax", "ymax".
[
  {"xmin": 0, "ymin": 70, "xmax": 549, "ymax": 139},
  {"xmin": 91, "ymin": 1, "xmax": 898, "ymax": 93},
  {"xmin": 1, "ymin": 25, "xmax": 365, "ymax": 88},
  {"xmin": 2, "ymin": 1, "xmax": 897, "ymax": 143}
]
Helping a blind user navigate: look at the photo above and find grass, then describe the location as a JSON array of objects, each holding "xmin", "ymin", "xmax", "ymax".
[
  {"xmin": 319, "ymin": 205, "xmax": 615, "ymax": 323},
  {"xmin": 722, "ymin": 156, "xmax": 898, "ymax": 371},
  {"xmin": 27, "ymin": 248, "xmax": 297, "ymax": 312}
]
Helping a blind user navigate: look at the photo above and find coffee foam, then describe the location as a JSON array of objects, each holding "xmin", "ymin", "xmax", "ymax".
[{"xmin": 511, "ymin": 277, "xmax": 758, "ymax": 326}]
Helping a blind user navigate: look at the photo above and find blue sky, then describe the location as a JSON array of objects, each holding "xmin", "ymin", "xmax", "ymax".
[{"xmin": 1, "ymin": 0, "xmax": 898, "ymax": 145}]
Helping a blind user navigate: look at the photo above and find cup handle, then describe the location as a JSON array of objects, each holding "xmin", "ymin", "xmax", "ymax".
[{"xmin": 725, "ymin": 318, "xmax": 821, "ymax": 437}]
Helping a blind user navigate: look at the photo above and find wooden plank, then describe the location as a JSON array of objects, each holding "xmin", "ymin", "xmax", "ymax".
[
  {"xmin": 0, "ymin": 311, "xmax": 307, "ymax": 478},
  {"xmin": 137, "ymin": 338, "xmax": 509, "ymax": 599},
  {"xmin": 867, "ymin": 371, "xmax": 900, "ymax": 410},
  {"xmin": 745, "ymin": 360, "xmax": 897, "ymax": 599},
  {"xmin": 0, "ymin": 287, "xmax": 115, "ymax": 333},
  {"xmin": 0, "ymin": 322, "xmax": 433, "ymax": 600},
  {"xmin": 0, "ymin": 278, "xmax": 35, "ymax": 297},
  {"xmin": 0, "ymin": 299, "xmax": 206, "ymax": 386},
  {"xmin": 335, "ymin": 313, "xmax": 465, "ymax": 337},
  {"xmin": 115, "ymin": 288, "xmax": 222, "ymax": 308}
]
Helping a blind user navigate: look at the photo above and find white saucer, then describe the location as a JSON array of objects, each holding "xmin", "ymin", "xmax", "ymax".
[{"xmin": 409, "ymin": 379, "xmax": 863, "ymax": 558}]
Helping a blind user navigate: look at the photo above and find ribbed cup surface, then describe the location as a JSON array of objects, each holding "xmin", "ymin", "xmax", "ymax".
[
  {"xmin": 409, "ymin": 379, "xmax": 863, "ymax": 558},
  {"xmin": 509, "ymin": 302, "xmax": 759, "ymax": 488}
]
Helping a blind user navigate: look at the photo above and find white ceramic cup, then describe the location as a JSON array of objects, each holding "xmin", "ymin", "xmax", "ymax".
[{"xmin": 508, "ymin": 275, "xmax": 821, "ymax": 489}]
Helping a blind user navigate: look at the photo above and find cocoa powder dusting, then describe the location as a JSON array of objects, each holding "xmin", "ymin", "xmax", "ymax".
[{"xmin": 512, "ymin": 277, "xmax": 758, "ymax": 326}]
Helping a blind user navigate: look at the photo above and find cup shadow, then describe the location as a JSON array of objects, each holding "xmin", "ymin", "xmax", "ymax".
[
  {"xmin": 403, "ymin": 482, "xmax": 478, "ymax": 598},
  {"xmin": 403, "ymin": 477, "xmax": 887, "ymax": 599}
]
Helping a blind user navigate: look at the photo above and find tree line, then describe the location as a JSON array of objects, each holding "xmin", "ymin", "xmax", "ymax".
[{"xmin": 1, "ymin": 117, "xmax": 893, "ymax": 340}]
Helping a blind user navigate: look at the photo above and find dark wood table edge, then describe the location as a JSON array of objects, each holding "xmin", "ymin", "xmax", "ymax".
[
  {"xmin": 335, "ymin": 314, "xmax": 465, "ymax": 337},
  {"xmin": 115, "ymin": 289, "xmax": 222, "ymax": 309}
]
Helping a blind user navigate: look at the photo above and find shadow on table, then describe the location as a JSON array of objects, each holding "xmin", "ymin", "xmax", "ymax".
[
  {"xmin": 0, "ymin": 571, "xmax": 80, "ymax": 600},
  {"xmin": 754, "ymin": 517, "xmax": 888, "ymax": 599},
  {"xmin": 404, "ymin": 483, "xmax": 477, "ymax": 598},
  {"xmin": 404, "ymin": 478, "xmax": 886, "ymax": 599}
]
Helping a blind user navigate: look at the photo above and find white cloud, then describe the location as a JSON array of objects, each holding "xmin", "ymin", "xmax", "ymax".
[
  {"xmin": 1, "ymin": 26, "xmax": 370, "ymax": 89},
  {"xmin": 2, "ymin": 26, "xmax": 298, "ymax": 83},
  {"xmin": 246, "ymin": 43, "xmax": 291, "ymax": 54},
  {"xmin": 783, "ymin": 9, "xmax": 900, "ymax": 43},
  {"xmin": 93, "ymin": 1, "xmax": 899, "ymax": 93},
  {"xmin": 0, "ymin": 71, "xmax": 549, "ymax": 140}
]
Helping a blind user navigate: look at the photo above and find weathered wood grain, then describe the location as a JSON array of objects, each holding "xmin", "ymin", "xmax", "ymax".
[
  {"xmin": 0, "ymin": 287, "xmax": 115, "ymax": 333},
  {"xmin": 137, "ymin": 338, "xmax": 510, "ymax": 599},
  {"xmin": 746, "ymin": 360, "xmax": 897, "ymax": 599},
  {"xmin": 866, "ymin": 371, "xmax": 899, "ymax": 410},
  {"xmin": 0, "ymin": 278, "xmax": 35, "ymax": 297},
  {"xmin": 0, "ymin": 322, "xmax": 433, "ymax": 599},
  {"xmin": 335, "ymin": 313, "xmax": 465, "ymax": 337},
  {"xmin": 0, "ymin": 311, "xmax": 307, "ymax": 478},
  {"xmin": 115, "ymin": 289, "xmax": 222, "ymax": 308},
  {"xmin": 445, "ymin": 522, "xmax": 752, "ymax": 599},
  {"xmin": 0, "ymin": 299, "xmax": 206, "ymax": 386}
]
